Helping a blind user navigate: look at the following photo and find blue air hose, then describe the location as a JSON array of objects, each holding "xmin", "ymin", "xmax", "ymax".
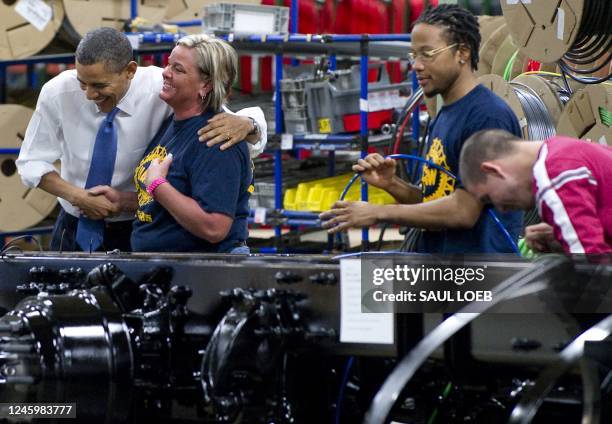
[{"xmin": 336, "ymin": 153, "xmax": 520, "ymax": 254}]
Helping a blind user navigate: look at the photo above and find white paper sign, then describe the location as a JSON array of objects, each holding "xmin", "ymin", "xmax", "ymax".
[
  {"xmin": 126, "ymin": 34, "xmax": 141, "ymax": 50},
  {"xmin": 15, "ymin": 0, "xmax": 53, "ymax": 32},
  {"xmin": 556, "ymin": 8, "xmax": 565, "ymax": 41},
  {"xmin": 253, "ymin": 207, "xmax": 267, "ymax": 224},
  {"xmin": 281, "ymin": 133, "xmax": 294, "ymax": 150},
  {"xmin": 359, "ymin": 99, "xmax": 369, "ymax": 112},
  {"xmin": 340, "ymin": 259, "xmax": 394, "ymax": 345}
]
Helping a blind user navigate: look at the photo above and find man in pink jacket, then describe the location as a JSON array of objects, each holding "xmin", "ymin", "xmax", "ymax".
[{"xmin": 458, "ymin": 129, "xmax": 612, "ymax": 255}]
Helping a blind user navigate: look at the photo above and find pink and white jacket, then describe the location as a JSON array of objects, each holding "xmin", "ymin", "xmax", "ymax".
[{"xmin": 533, "ymin": 136, "xmax": 612, "ymax": 254}]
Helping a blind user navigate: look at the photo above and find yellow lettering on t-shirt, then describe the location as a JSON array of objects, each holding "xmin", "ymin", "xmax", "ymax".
[
  {"xmin": 421, "ymin": 137, "xmax": 455, "ymax": 202},
  {"xmin": 137, "ymin": 209, "xmax": 152, "ymax": 223},
  {"xmin": 134, "ymin": 145, "xmax": 168, "ymax": 207}
]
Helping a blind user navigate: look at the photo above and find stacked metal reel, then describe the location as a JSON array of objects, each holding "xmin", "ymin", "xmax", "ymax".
[
  {"xmin": 477, "ymin": 74, "xmax": 557, "ymax": 141},
  {"xmin": 473, "ymin": 2, "xmax": 612, "ymax": 145},
  {"xmin": 497, "ymin": 0, "xmax": 611, "ymax": 144},
  {"xmin": 0, "ymin": 105, "xmax": 58, "ymax": 231},
  {"xmin": 501, "ymin": 0, "xmax": 611, "ymax": 84}
]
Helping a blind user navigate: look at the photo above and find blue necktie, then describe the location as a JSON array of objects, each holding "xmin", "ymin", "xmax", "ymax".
[{"xmin": 76, "ymin": 107, "xmax": 120, "ymax": 252}]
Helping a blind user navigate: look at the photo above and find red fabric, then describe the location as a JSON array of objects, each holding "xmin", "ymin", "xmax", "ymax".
[
  {"xmin": 533, "ymin": 137, "xmax": 612, "ymax": 254},
  {"xmin": 390, "ymin": 0, "xmax": 407, "ymax": 32},
  {"xmin": 240, "ymin": 56, "xmax": 253, "ymax": 94},
  {"xmin": 319, "ymin": 0, "xmax": 335, "ymax": 33},
  {"xmin": 283, "ymin": 0, "xmax": 317, "ymax": 33},
  {"xmin": 368, "ymin": 0, "xmax": 390, "ymax": 33},
  {"xmin": 260, "ymin": 56, "xmax": 273, "ymax": 92},
  {"xmin": 386, "ymin": 62, "xmax": 403, "ymax": 83},
  {"xmin": 334, "ymin": 0, "xmax": 389, "ymax": 33},
  {"xmin": 408, "ymin": 0, "xmax": 439, "ymax": 27},
  {"xmin": 334, "ymin": 0, "xmax": 351, "ymax": 33}
]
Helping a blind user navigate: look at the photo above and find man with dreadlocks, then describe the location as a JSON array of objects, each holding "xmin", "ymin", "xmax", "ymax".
[{"xmin": 320, "ymin": 4, "xmax": 523, "ymax": 253}]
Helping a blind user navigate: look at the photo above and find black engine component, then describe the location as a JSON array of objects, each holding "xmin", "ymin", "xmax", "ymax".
[
  {"xmin": 0, "ymin": 287, "xmax": 133, "ymax": 423},
  {"xmin": 201, "ymin": 288, "xmax": 306, "ymax": 423},
  {"xmin": 0, "ymin": 261, "xmax": 320, "ymax": 423},
  {"xmin": 3, "ymin": 253, "xmax": 612, "ymax": 424},
  {"xmin": 0, "ymin": 263, "xmax": 210, "ymax": 423}
]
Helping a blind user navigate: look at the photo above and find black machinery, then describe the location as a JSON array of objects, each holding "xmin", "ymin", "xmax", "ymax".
[{"xmin": 0, "ymin": 252, "xmax": 611, "ymax": 423}]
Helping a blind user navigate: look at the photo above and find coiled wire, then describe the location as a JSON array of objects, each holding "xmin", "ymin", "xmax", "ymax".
[
  {"xmin": 510, "ymin": 82, "xmax": 557, "ymax": 140},
  {"xmin": 509, "ymin": 81, "xmax": 558, "ymax": 229},
  {"xmin": 559, "ymin": 0, "xmax": 611, "ymax": 84}
]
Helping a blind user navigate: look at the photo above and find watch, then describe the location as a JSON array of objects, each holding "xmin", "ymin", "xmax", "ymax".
[{"xmin": 247, "ymin": 117, "xmax": 259, "ymax": 136}]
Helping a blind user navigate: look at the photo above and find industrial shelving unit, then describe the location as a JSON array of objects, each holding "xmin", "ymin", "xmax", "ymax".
[{"xmin": 226, "ymin": 33, "xmax": 417, "ymax": 251}]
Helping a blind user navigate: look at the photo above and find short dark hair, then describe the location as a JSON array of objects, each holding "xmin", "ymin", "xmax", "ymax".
[
  {"xmin": 459, "ymin": 129, "xmax": 522, "ymax": 186},
  {"xmin": 75, "ymin": 27, "xmax": 133, "ymax": 73},
  {"xmin": 415, "ymin": 4, "xmax": 481, "ymax": 71}
]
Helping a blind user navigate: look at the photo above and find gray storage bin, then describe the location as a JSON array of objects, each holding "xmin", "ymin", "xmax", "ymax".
[
  {"xmin": 305, "ymin": 65, "xmax": 411, "ymax": 133},
  {"xmin": 203, "ymin": 3, "xmax": 290, "ymax": 35}
]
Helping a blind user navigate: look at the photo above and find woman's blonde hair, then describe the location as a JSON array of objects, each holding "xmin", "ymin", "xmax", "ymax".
[{"xmin": 176, "ymin": 33, "xmax": 237, "ymax": 112}]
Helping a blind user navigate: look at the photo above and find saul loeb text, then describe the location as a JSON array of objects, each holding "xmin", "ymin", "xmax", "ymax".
[{"xmin": 361, "ymin": 260, "xmax": 497, "ymax": 313}]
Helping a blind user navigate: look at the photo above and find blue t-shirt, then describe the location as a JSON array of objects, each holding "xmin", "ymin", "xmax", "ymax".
[
  {"xmin": 417, "ymin": 84, "xmax": 523, "ymax": 254},
  {"xmin": 131, "ymin": 112, "xmax": 252, "ymax": 252}
]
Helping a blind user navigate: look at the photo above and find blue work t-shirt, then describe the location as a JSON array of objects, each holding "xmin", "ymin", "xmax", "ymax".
[
  {"xmin": 417, "ymin": 84, "xmax": 523, "ymax": 254},
  {"xmin": 131, "ymin": 112, "xmax": 252, "ymax": 252}
]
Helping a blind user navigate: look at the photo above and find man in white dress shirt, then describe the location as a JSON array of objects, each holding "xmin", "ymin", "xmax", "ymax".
[{"xmin": 16, "ymin": 27, "xmax": 267, "ymax": 252}]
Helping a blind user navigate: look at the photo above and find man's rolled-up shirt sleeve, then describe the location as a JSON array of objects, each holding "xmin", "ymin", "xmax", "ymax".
[{"xmin": 16, "ymin": 86, "xmax": 62, "ymax": 188}]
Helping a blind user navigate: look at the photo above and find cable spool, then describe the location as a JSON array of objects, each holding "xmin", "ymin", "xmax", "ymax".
[
  {"xmin": 512, "ymin": 74, "xmax": 567, "ymax": 127},
  {"xmin": 501, "ymin": 0, "xmax": 610, "ymax": 83},
  {"xmin": 510, "ymin": 82, "xmax": 557, "ymax": 140},
  {"xmin": 0, "ymin": 0, "xmax": 65, "ymax": 60},
  {"xmin": 0, "ymin": 105, "xmax": 58, "ymax": 232},
  {"xmin": 478, "ymin": 15, "xmax": 504, "ymax": 46},
  {"xmin": 477, "ymin": 22, "xmax": 509, "ymax": 77},
  {"xmin": 477, "ymin": 16, "xmax": 558, "ymax": 80},
  {"xmin": 479, "ymin": 74, "xmax": 559, "ymax": 140},
  {"xmin": 557, "ymin": 84, "xmax": 612, "ymax": 145},
  {"xmin": 61, "ymin": 0, "xmax": 169, "ymax": 44},
  {"xmin": 491, "ymin": 35, "xmax": 529, "ymax": 81},
  {"xmin": 478, "ymin": 74, "xmax": 528, "ymax": 138}
]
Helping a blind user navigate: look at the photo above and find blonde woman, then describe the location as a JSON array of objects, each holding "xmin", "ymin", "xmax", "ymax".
[{"xmin": 131, "ymin": 34, "xmax": 252, "ymax": 253}]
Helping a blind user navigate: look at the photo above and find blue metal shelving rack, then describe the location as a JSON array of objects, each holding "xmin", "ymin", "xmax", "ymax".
[{"xmin": 225, "ymin": 33, "xmax": 414, "ymax": 250}]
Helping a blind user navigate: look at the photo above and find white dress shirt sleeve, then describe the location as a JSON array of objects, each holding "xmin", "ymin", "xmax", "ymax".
[
  {"xmin": 222, "ymin": 105, "xmax": 268, "ymax": 158},
  {"xmin": 16, "ymin": 84, "xmax": 62, "ymax": 188}
]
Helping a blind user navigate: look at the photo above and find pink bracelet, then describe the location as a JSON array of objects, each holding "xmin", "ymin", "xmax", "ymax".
[{"xmin": 146, "ymin": 177, "xmax": 168, "ymax": 197}]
